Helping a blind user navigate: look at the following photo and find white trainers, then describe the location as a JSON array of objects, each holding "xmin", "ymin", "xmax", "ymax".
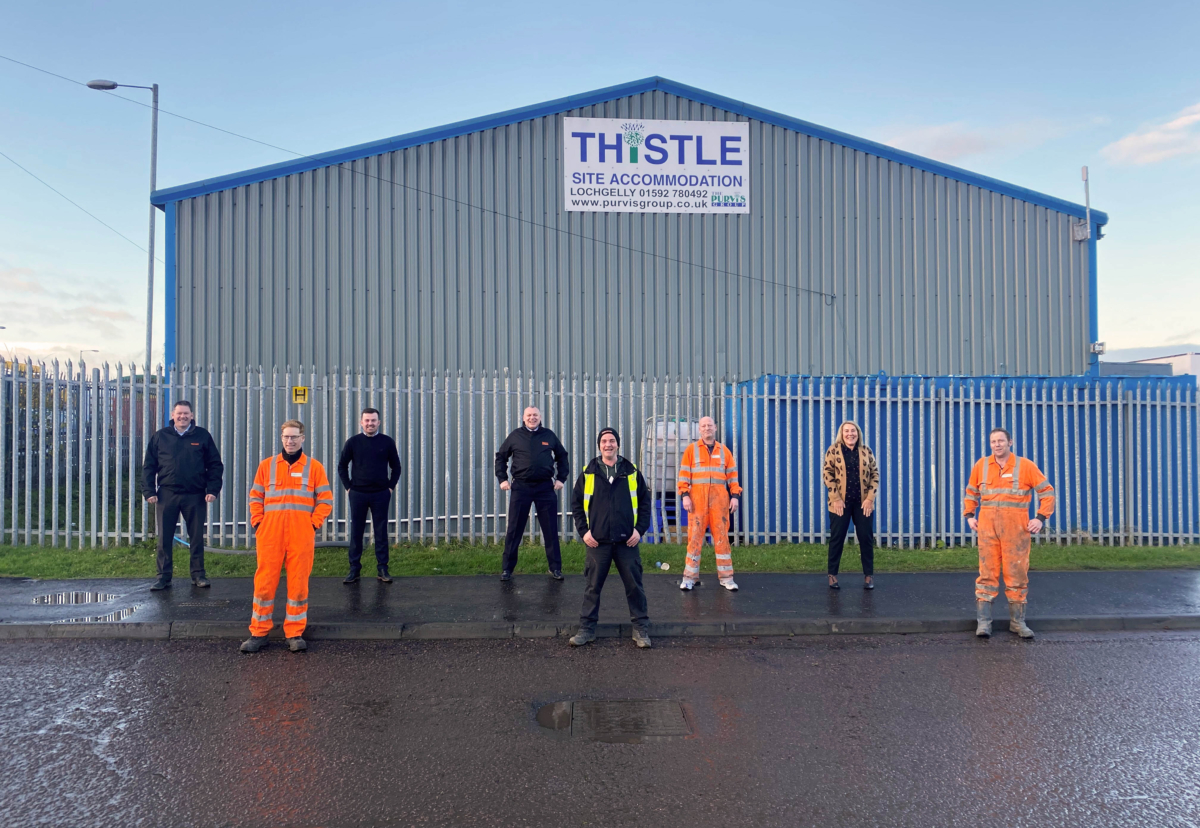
[
  {"xmin": 720, "ymin": 579, "xmax": 739, "ymax": 591},
  {"xmin": 679, "ymin": 579, "xmax": 697, "ymax": 591}
]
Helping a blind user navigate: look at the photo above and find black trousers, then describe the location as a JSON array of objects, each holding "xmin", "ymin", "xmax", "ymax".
[
  {"xmin": 502, "ymin": 479, "xmax": 562, "ymax": 573},
  {"xmin": 348, "ymin": 489, "xmax": 392, "ymax": 572},
  {"xmin": 579, "ymin": 542, "xmax": 649, "ymax": 632},
  {"xmin": 155, "ymin": 491, "xmax": 208, "ymax": 581},
  {"xmin": 828, "ymin": 500, "xmax": 875, "ymax": 576}
]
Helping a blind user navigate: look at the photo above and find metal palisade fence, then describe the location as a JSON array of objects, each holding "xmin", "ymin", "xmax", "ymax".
[{"xmin": 2, "ymin": 360, "xmax": 1197, "ymax": 550}]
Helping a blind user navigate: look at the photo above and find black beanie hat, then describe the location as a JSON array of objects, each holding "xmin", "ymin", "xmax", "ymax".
[{"xmin": 597, "ymin": 427, "xmax": 620, "ymax": 448}]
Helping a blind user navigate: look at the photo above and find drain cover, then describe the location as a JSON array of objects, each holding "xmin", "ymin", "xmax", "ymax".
[
  {"xmin": 537, "ymin": 700, "xmax": 691, "ymax": 743},
  {"xmin": 33, "ymin": 592, "xmax": 120, "ymax": 605},
  {"xmin": 56, "ymin": 606, "xmax": 141, "ymax": 624}
]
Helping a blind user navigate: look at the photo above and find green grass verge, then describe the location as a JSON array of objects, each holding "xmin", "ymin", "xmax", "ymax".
[{"xmin": 1, "ymin": 539, "xmax": 1198, "ymax": 580}]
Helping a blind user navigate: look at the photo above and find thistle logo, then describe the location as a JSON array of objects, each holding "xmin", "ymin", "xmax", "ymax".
[{"xmin": 621, "ymin": 122, "xmax": 645, "ymax": 163}]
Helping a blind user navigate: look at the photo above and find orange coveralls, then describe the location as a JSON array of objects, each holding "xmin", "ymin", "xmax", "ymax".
[
  {"xmin": 248, "ymin": 453, "xmax": 333, "ymax": 638},
  {"xmin": 963, "ymin": 454, "xmax": 1055, "ymax": 603},
  {"xmin": 678, "ymin": 440, "xmax": 743, "ymax": 583}
]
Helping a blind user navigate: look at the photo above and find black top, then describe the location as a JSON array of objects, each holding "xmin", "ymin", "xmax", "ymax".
[
  {"xmin": 842, "ymin": 444, "xmax": 861, "ymax": 505},
  {"xmin": 571, "ymin": 456, "xmax": 651, "ymax": 544},
  {"xmin": 283, "ymin": 448, "xmax": 304, "ymax": 464},
  {"xmin": 141, "ymin": 424, "xmax": 224, "ymax": 499},
  {"xmin": 338, "ymin": 433, "xmax": 402, "ymax": 493},
  {"xmin": 495, "ymin": 426, "xmax": 569, "ymax": 485}
]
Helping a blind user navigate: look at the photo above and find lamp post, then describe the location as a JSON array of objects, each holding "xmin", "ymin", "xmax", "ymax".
[
  {"xmin": 87, "ymin": 78, "xmax": 158, "ymax": 371},
  {"xmin": 79, "ymin": 349, "xmax": 100, "ymax": 365}
]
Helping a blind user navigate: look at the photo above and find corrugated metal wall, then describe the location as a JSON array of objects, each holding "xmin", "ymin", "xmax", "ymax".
[{"xmin": 173, "ymin": 90, "xmax": 1091, "ymax": 378}]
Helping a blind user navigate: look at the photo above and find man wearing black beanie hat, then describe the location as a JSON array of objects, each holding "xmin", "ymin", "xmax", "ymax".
[{"xmin": 569, "ymin": 427, "xmax": 652, "ymax": 648}]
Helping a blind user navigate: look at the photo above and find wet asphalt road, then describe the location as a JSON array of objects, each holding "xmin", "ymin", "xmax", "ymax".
[{"xmin": 2, "ymin": 633, "xmax": 1199, "ymax": 828}]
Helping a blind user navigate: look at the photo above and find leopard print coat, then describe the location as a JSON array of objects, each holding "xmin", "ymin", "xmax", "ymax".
[{"xmin": 822, "ymin": 442, "xmax": 879, "ymax": 510}]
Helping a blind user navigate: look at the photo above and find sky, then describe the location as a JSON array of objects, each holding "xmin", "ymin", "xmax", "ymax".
[{"xmin": 2, "ymin": 0, "xmax": 1198, "ymax": 369}]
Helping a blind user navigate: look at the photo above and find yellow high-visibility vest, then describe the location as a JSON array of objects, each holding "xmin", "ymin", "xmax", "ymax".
[{"xmin": 582, "ymin": 463, "xmax": 638, "ymax": 526}]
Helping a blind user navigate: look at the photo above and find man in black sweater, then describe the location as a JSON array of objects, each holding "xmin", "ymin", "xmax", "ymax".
[
  {"xmin": 494, "ymin": 406, "xmax": 569, "ymax": 581},
  {"xmin": 141, "ymin": 400, "xmax": 224, "ymax": 590},
  {"xmin": 569, "ymin": 427, "xmax": 652, "ymax": 648},
  {"xmin": 337, "ymin": 408, "xmax": 402, "ymax": 583}
]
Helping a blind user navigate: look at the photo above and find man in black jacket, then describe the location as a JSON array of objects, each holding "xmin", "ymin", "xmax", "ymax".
[
  {"xmin": 337, "ymin": 407, "xmax": 403, "ymax": 584},
  {"xmin": 494, "ymin": 406, "xmax": 569, "ymax": 581},
  {"xmin": 569, "ymin": 427, "xmax": 652, "ymax": 648},
  {"xmin": 141, "ymin": 400, "xmax": 224, "ymax": 590}
]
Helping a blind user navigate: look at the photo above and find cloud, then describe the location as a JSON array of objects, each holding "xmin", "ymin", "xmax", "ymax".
[
  {"xmin": 879, "ymin": 118, "xmax": 1069, "ymax": 163},
  {"xmin": 0, "ymin": 267, "xmax": 45, "ymax": 294},
  {"xmin": 1101, "ymin": 103, "xmax": 1200, "ymax": 165}
]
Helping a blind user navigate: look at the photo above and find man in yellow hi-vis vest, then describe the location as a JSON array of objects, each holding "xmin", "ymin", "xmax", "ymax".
[{"xmin": 569, "ymin": 427, "xmax": 652, "ymax": 648}]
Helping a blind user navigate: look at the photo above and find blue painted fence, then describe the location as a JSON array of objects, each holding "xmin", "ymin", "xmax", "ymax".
[{"xmin": 726, "ymin": 375, "xmax": 1199, "ymax": 547}]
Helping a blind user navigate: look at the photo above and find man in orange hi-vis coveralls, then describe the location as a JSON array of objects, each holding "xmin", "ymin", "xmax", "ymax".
[
  {"xmin": 963, "ymin": 427, "xmax": 1055, "ymax": 640},
  {"xmin": 678, "ymin": 416, "xmax": 743, "ymax": 591},
  {"xmin": 240, "ymin": 419, "xmax": 334, "ymax": 654}
]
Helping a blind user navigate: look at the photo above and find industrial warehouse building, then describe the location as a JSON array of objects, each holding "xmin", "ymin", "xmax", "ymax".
[{"xmin": 151, "ymin": 76, "xmax": 1108, "ymax": 379}]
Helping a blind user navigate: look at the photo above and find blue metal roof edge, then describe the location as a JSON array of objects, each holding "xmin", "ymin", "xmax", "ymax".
[{"xmin": 151, "ymin": 75, "xmax": 1107, "ymax": 224}]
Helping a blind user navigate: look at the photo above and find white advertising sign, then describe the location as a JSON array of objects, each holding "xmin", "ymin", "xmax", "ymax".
[{"xmin": 563, "ymin": 117, "xmax": 750, "ymax": 213}]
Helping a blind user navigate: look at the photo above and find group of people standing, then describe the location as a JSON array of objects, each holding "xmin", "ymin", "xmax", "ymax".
[{"xmin": 140, "ymin": 401, "xmax": 1055, "ymax": 654}]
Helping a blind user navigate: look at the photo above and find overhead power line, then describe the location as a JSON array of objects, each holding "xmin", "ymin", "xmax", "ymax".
[
  {"xmin": 0, "ymin": 52, "xmax": 838, "ymax": 303},
  {"xmin": 0, "ymin": 148, "xmax": 161, "ymax": 261}
]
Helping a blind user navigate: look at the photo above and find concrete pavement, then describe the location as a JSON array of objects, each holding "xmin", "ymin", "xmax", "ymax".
[{"xmin": 2, "ymin": 569, "xmax": 1199, "ymax": 640}]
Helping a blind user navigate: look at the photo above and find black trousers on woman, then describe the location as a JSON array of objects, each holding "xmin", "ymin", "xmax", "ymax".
[{"xmin": 827, "ymin": 500, "xmax": 875, "ymax": 576}]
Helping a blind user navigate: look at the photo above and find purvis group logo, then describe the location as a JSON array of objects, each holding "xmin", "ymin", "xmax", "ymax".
[{"xmin": 563, "ymin": 116, "xmax": 751, "ymax": 214}]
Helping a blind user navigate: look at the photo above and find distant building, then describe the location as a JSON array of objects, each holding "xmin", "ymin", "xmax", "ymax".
[
  {"xmin": 1135, "ymin": 352, "xmax": 1200, "ymax": 384},
  {"xmin": 1099, "ymin": 361, "xmax": 1172, "ymax": 377}
]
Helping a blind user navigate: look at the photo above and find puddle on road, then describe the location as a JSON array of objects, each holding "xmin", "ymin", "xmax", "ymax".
[
  {"xmin": 55, "ymin": 605, "xmax": 141, "ymax": 624},
  {"xmin": 33, "ymin": 592, "xmax": 121, "ymax": 605},
  {"xmin": 537, "ymin": 699, "xmax": 692, "ymax": 743}
]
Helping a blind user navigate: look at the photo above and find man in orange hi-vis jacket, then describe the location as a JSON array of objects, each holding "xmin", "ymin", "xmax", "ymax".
[
  {"xmin": 240, "ymin": 419, "xmax": 334, "ymax": 654},
  {"xmin": 963, "ymin": 427, "xmax": 1055, "ymax": 640},
  {"xmin": 678, "ymin": 416, "xmax": 742, "ymax": 591}
]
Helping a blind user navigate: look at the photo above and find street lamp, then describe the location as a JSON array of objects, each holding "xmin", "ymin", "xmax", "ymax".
[
  {"xmin": 79, "ymin": 349, "xmax": 100, "ymax": 365},
  {"xmin": 87, "ymin": 78, "xmax": 158, "ymax": 371}
]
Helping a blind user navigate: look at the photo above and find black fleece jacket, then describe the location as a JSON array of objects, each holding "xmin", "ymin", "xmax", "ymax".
[
  {"xmin": 571, "ymin": 456, "xmax": 651, "ymax": 544},
  {"xmin": 494, "ymin": 426, "xmax": 569, "ymax": 484},
  {"xmin": 141, "ymin": 424, "xmax": 224, "ymax": 498}
]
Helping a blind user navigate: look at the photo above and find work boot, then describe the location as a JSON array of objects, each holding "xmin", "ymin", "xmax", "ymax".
[
  {"xmin": 377, "ymin": 567, "xmax": 393, "ymax": 584},
  {"xmin": 287, "ymin": 637, "xmax": 308, "ymax": 653},
  {"xmin": 975, "ymin": 600, "xmax": 992, "ymax": 638},
  {"xmin": 632, "ymin": 628, "xmax": 652, "ymax": 649},
  {"xmin": 239, "ymin": 635, "xmax": 268, "ymax": 654},
  {"xmin": 150, "ymin": 578, "xmax": 171, "ymax": 591},
  {"xmin": 569, "ymin": 628, "xmax": 596, "ymax": 646},
  {"xmin": 191, "ymin": 575, "xmax": 211, "ymax": 588},
  {"xmin": 1008, "ymin": 602, "xmax": 1035, "ymax": 639},
  {"xmin": 343, "ymin": 570, "xmax": 360, "ymax": 585}
]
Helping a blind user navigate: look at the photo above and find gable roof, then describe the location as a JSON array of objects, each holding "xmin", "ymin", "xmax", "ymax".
[{"xmin": 151, "ymin": 76, "xmax": 1107, "ymax": 224}]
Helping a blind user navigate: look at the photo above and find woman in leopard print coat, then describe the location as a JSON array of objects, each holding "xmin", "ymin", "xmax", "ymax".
[{"xmin": 822, "ymin": 420, "xmax": 879, "ymax": 589}]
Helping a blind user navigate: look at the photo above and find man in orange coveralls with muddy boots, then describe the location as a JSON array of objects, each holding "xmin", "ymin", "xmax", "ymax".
[
  {"xmin": 678, "ymin": 416, "xmax": 742, "ymax": 591},
  {"xmin": 240, "ymin": 420, "xmax": 334, "ymax": 654},
  {"xmin": 963, "ymin": 427, "xmax": 1055, "ymax": 639}
]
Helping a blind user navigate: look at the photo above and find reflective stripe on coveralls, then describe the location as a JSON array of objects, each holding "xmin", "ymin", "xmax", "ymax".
[
  {"xmin": 678, "ymin": 441, "xmax": 742, "ymax": 583},
  {"xmin": 248, "ymin": 453, "xmax": 333, "ymax": 638},
  {"xmin": 963, "ymin": 454, "xmax": 1055, "ymax": 603},
  {"xmin": 582, "ymin": 467, "xmax": 639, "ymax": 524}
]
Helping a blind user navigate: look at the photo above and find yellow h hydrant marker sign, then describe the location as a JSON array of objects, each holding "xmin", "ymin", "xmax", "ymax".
[{"xmin": 292, "ymin": 386, "xmax": 309, "ymax": 404}]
